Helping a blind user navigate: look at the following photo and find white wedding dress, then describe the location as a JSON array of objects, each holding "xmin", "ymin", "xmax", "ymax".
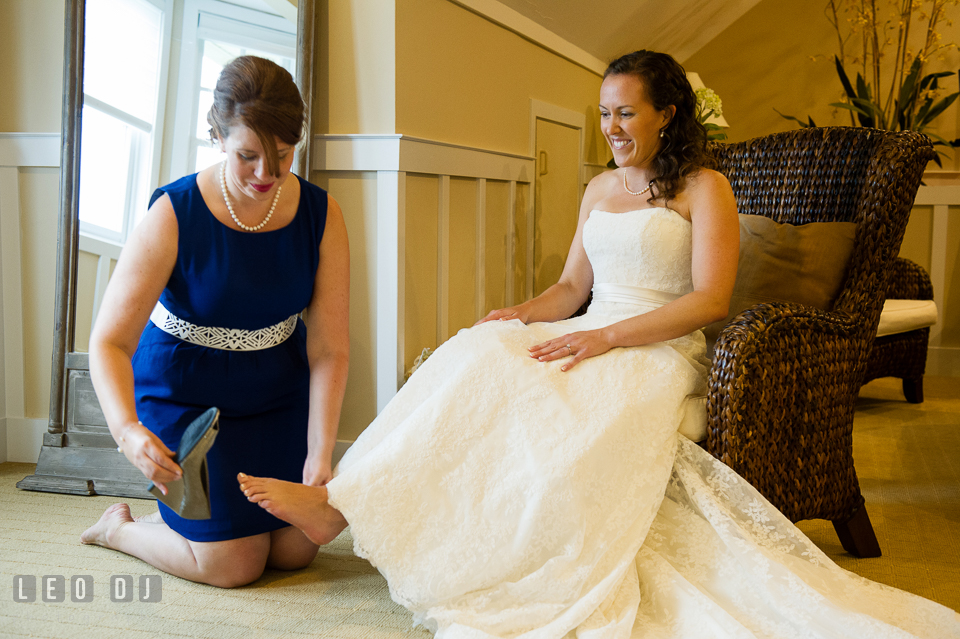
[{"xmin": 325, "ymin": 208, "xmax": 960, "ymax": 638}]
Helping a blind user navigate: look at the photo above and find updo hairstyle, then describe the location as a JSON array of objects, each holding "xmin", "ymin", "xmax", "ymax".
[
  {"xmin": 207, "ymin": 55, "xmax": 305, "ymax": 178},
  {"xmin": 604, "ymin": 50, "xmax": 711, "ymax": 204}
]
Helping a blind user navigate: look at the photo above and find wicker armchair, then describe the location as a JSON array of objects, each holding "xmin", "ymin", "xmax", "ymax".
[
  {"xmin": 863, "ymin": 257, "xmax": 934, "ymax": 403},
  {"xmin": 706, "ymin": 127, "xmax": 935, "ymax": 558}
]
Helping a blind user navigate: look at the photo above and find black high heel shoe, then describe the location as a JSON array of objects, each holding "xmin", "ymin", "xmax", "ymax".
[{"xmin": 148, "ymin": 407, "xmax": 220, "ymax": 520}]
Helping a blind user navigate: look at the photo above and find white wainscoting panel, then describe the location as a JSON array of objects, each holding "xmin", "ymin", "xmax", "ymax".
[
  {"xmin": 78, "ymin": 234, "xmax": 123, "ymax": 337},
  {"xmin": 316, "ymin": 134, "xmax": 541, "ymax": 414},
  {"xmin": 7, "ymin": 418, "xmax": 47, "ymax": 464},
  {"xmin": 912, "ymin": 181, "xmax": 960, "ymax": 376},
  {"xmin": 0, "ymin": 133, "xmax": 60, "ymax": 463}
]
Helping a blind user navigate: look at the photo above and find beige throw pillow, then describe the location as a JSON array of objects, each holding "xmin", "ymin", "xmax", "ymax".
[{"xmin": 703, "ymin": 214, "xmax": 857, "ymax": 353}]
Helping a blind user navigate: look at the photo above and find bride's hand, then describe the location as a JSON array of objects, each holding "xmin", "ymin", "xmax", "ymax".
[
  {"xmin": 475, "ymin": 302, "xmax": 533, "ymax": 326},
  {"xmin": 528, "ymin": 329, "xmax": 612, "ymax": 372}
]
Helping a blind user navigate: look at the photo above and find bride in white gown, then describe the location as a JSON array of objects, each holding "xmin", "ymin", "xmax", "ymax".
[{"xmin": 238, "ymin": 51, "xmax": 960, "ymax": 638}]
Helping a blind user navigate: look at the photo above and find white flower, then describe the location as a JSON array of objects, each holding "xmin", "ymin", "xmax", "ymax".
[
  {"xmin": 405, "ymin": 346, "xmax": 434, "ymax": 380},
  {"xmin": 696, "ymin": 87, "xmax": 723, "ymax": 120}
]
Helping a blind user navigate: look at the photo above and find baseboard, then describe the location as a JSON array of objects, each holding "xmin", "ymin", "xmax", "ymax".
[
  {"xmin": 927, "ymin": 346, "xmax": 960, "ymax": 377},
  {"xmin": 6, "ymin": 417, "xmax": 46, "ymax": 463}
]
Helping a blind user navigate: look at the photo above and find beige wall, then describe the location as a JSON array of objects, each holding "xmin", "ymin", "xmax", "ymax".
[
  {"xmin": 686, "ymin": 0, "xmax": 960, "ymax": 151},
  {"xmin": 686, "ymin": 0, "xmax": 845, "ymax": 144},
  {"xmin": 1, "ymin": 0, "xmax": 65, "ymax": 425},
  {"xmin": 0, "ymin": 0, "xmax": 64, "ymax": 132},
  {"xmin": 315, "ymin": 0, "xmax": 396, "ymax": 134},
  {"xmin": 395, "ymin": 0, "xmax": 606, "ymax": 161}
]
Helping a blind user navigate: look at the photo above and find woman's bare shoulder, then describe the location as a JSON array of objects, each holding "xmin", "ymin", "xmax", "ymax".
[
  {"xmin": 683, "ymin": 168, "xmax": 738, "ymax": 222},
  {"xmin": 686, "ymin": 167, "xmax": 732, "ymax": 193},
  {"xmin": 587, "ymin": 168, "xmax": 619, "ymax": 190},
  {"xmin": 581, "ymin": 169, "xmax": 619, "ymax": 211}
]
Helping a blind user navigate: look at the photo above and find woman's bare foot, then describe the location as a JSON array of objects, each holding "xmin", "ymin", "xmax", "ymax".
[
  {"xmin": 134, "ymin": 510, "xmax": 164, "ymax": 524},
  {"xmin": 237, "ymin": 473, "xmax": 347, "ymax": 545},
  {"xmin": 81, "ymin": 503, "xmax": 134, "ymax": 548}
]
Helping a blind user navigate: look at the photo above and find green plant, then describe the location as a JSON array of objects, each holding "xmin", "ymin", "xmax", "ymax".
[{"xmin": 779, "ymin": 0, "xmax": 960, "ymax": 163}]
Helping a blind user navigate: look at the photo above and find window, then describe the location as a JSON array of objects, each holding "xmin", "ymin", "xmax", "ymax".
[
  {"xmin": 79, "ymin": 0, "xmax": 165, "ymax": 243},
  {"xmin": 78, "ymin": 0, "xmax": 296, "ymax": 243}
]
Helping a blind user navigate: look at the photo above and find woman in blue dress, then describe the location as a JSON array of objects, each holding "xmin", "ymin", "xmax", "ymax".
[{"xmin": 80, "ymin": 56, "xmax": 350, "ymax": 588}]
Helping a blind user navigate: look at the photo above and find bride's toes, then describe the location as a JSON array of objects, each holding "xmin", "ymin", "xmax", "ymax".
[{"xmin": 238, "ymin": 473, "xmax": 270, "ymax": 500}]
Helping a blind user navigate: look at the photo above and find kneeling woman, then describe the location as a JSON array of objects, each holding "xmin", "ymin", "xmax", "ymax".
[{"xmin": 81, "ymin": 56, "xmax": 350, "ymax": 588}]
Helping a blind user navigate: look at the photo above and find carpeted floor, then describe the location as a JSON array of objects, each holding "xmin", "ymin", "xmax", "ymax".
[
  {"xmin": 795, "ymin": 375, "xmax": 960, "ymax": 611},
  {"xmin": 1, "ymin": 376, "xmax": 958, "ymax": 637}
]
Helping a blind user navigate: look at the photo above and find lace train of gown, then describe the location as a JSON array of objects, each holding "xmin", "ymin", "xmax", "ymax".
[{"xmin": 325, "ymin": 209, "xmax": 960, "ymax": 638}]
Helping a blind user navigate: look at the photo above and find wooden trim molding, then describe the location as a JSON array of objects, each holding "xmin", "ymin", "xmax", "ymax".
[
  {"xmin": 314, "ymin": 134, "xmax": 536, "ymax": 182},
  {"xmin": 0, "ymin": 133, "xmax": 61, "ymax": 168},
  {"xmin": 445, "ymin": 0, "xmax": 606, "ymax": 76},
  {"xmin": 376, "ymin": 170, "xmax": 406, "ymax": 412}
]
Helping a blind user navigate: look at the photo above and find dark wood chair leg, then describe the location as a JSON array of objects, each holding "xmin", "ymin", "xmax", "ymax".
[
  {"xmin": 903, "ymin": 377, "xmax": 924, "ymax": 404},
  {"xmin": 832, "ymin": 506, "xmax": 882, "ymax": 558}
]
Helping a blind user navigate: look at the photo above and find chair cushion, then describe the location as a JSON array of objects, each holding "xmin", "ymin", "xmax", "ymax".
[
  {"xmin": 679, "ymin": 395, "xmax": 707, "ymax": 442},
  {"xmin": 877, "ymin": 299, "xmax": 938, "ymax": 336},
  {"xmin": 703, "ymin": 215, "xmax": 858, "ymax": 351}
]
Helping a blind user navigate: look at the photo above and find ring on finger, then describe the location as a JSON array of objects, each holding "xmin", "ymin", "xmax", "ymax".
[{"xmin": 566, "ymin": 344, "xmax": 573, "ymax": 356}]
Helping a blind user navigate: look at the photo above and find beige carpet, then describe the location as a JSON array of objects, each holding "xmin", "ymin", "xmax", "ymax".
[
  {"xmin": 1, "ymin": 376, "xmax": 958, "ymax": 637},
  {"xmin": 795, "ymin": 375, "xmax": 960, "ymax": 611}
]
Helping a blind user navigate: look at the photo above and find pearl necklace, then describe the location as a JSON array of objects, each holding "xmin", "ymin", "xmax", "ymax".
[
  {"xmin": 220, "ymin": 160, "xmax": 281, "ymax": 232},
  {"xmin": 623, "ymin": 170, "xmax": 652, "ymax": 196}
]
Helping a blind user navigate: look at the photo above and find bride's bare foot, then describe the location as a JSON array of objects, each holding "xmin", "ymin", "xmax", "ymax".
[
  {"xmin": 237, "ymin": 473, "xmax": 347, "ymax": 545},
  {"xmin": 81, "ymin": 503, "xmax": 134, "ymax": 548},
  {"xmin": 134, "ymin": 510, "xmax": 164, "ymax": 524}
]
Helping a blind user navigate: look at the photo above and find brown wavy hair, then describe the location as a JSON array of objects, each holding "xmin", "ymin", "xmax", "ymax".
[
  {"xmin": 207, "ymin": 56, "xmax": 304, "ymax": 178},
  {"xmin": 604, "ymin": 50, "xmax": 711, "ymax": 204}
]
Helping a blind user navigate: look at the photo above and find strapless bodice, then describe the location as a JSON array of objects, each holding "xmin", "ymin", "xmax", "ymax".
[{"xmin": 583, "ymin": 208, "xmax": 693, "ymax": 296}]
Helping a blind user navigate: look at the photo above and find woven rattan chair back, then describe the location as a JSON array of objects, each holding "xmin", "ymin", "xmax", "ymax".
[{"xmin": 705, "ymin": 127, "xmax": 934, "ymax": 557}]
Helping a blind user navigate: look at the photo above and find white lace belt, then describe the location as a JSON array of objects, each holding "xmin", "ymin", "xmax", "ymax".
[
  {"xmin": 149, "ymin": 302, "xmax": 299, "ymax": 351},
  {"xmin": 592, "ymin": 283, "xmax": 681, "ymax": 308}
]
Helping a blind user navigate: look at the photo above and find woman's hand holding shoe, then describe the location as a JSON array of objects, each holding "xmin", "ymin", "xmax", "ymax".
[{"xmin": 116, "ymin": 421, "xmax": 182, "ymax": 495}]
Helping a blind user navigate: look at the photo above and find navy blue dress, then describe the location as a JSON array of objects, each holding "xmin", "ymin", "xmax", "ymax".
[{"xmin": 132, "ymin": 173, "xmax": 327, "ymax": 541}]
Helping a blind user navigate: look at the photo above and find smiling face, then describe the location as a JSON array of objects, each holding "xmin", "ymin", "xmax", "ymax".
[
  {"xmin": 599, "ymin": 73, "xmax": 674, "ymax": 170},
  {"xmin": 218, "ymin": 124, "xmax": 295, "ymax": 202}
]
